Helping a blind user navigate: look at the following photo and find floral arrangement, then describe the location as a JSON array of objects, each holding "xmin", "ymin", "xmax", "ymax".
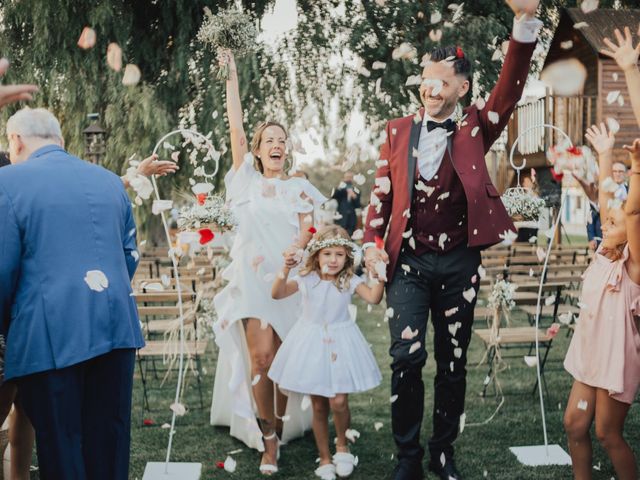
[
  {"xmin": 546, "ymin": 140, "xmax": 598, "ymax": 183},
  {"xmin": 196, "ymin": 7, "xmax": 257, "ymax": 79},
  {"xmin": 501, "ymin": 187, "xmax": 546, "ymax": 222},
  {"xmin": 487, "ymin": 279, "xmax": 517, "ymax": 311},
  {"xmin": 177, "ymin": 194, "xmax": 236, "ymax": 233}
]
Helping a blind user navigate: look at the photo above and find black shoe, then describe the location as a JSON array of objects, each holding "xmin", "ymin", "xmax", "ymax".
[
  {"xmin": 427, "ymin": 458, "xmax": 462, "ymax": 480},
  {"xmin": 391, "ymin": 461, "xmax": 424, "ymax": 480}
]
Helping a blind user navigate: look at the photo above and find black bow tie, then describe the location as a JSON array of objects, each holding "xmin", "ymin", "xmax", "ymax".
[{"xmin": 426, "ymin": 119, "xmax": 455, "ymax": 133}]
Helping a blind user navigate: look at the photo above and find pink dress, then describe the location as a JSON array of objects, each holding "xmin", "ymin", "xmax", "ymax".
[{"xmin": 564, "ymin": 245, "xmax": 640, "ymax": 404}]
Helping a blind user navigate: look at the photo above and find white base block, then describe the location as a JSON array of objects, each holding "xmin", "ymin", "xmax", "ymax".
[
  {"xmin": 509, "ymin": 444, "xmax": 572, "ymax": 466},
  {"xmin": 142, "ymin": 462, "xmax": 202, "ymax": 480}
]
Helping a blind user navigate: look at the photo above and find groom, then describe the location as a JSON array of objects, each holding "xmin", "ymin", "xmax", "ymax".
[{"xmin": 363, "ymin": 1, "xmax": 542, "ymax": 479}]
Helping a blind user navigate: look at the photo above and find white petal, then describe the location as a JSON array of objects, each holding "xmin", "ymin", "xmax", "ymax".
[
  {"xmin": 122, "ymin": 64, "xmax": 142, "ymax": 86},
  {"xmin": 408, "ymin": 341, "xmax": 421, "ymax": 354},
  {"xmin": 152, "ymin": 199, "xmax": 173, "ymax": 215},
  {"xmin": 251, "ymin": 374, "xmax": 261, "ymax": 386},
  {"xmin": 84, "ymin": 270, "xmax": 109, "ymax": 292},
  {"xmin": 524, "ymin": 355, "xmax": 538, "ymax": 367},
  {"xmin": 224, "ymin": 456, "xmax": 237, "ymax": 473},
  {"xmin": 374, "ymin": 422, "xmax": 384, "ymax": 431},
  {"xmin": 170, "ymin": 402, "xmax": 186, "ymax": 416},
  {"xmin": 577, "ymin": 399, "xmax": 588, "ymax": 410},
  {"xmin": 487, "ymin": 111, "xmax": 499, "ymax": 124},
  {"xmin": 301, "ymin": 395, "xmax": 311, "ymax": 411},
  {"xmin": 462, "ymin": 287, "xmax": 476, "ymax": 303}
]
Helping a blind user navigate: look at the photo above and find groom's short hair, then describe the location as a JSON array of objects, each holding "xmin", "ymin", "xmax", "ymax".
[{"xmin": 430, "ymin": 46, "xmax": 471, "ymax": 80}]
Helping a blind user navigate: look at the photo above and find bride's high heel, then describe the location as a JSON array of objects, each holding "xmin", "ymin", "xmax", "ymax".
[{"xmin": 259, "ymin": 432, "xmax": 280, "ymax": 476}]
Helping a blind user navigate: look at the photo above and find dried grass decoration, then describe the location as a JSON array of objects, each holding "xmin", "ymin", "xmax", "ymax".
[
  {"xmin": 501, "ymin": 186, "xmax": 546, "ymax": 222},
  {"xmin": 196, "ymin": 7, "xmax": 258, "ymax": 80}
]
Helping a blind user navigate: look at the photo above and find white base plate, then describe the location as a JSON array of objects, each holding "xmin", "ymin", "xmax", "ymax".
[
  {"xmin": 509, "ymin": 444, "xmax": 572, "ymax": 466},
  {"xmin": 142, "ymin": 462, "xmax": 202, "ymax": 480}
]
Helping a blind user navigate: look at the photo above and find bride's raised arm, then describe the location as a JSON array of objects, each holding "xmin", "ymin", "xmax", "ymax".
[{"xmin": 221, "ymin": 50, "xmax": 249, "ymax": 172}]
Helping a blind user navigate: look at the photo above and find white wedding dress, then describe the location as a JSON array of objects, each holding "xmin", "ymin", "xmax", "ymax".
[{"xmin": 210, "ymin": 156, "xmax": 325, "ymax": 450}]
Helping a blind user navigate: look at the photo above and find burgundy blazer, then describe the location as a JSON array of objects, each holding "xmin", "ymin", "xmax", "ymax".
[{"xmin": 364, "ymin": 38, "xmax": 536, "ymax": 282}]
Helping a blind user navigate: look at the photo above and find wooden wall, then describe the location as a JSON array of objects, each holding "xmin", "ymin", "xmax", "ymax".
[{"xmin": 599, "ymin": 58, "xmax": 640, "ymax": 165}]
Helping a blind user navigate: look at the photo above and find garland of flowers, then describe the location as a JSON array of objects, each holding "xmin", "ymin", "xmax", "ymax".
[{"xmin": 307, "ymin": 237, "xmax": 358, "ymax": 255}]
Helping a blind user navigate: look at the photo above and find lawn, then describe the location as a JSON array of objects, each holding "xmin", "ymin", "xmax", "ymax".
[{"xmin": 127, "ymin": 298, "xmax": 639, "ymax": 480}]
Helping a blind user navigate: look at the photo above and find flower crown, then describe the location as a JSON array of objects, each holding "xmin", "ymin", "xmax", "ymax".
[{"xmin": 307, "ymin": 237, "xmax": 358, "ymax": 255}]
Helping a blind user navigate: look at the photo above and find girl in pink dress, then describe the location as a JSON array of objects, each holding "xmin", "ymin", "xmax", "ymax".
[{"xmin": 563, "ymin": 121, "xmax": 640, "ymax": 480}]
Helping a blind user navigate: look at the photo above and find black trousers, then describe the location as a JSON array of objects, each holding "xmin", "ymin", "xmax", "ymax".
[
  {"xmin": 16, "ymin": 348, "xmax": 136, "ymax": 480},
  {"xmin": 386, "ymin": 245, "xmax": 480, "ymax": 466}
]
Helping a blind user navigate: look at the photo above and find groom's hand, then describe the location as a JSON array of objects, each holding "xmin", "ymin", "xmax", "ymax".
[{"xmin": 506, "ymin": 0, "xmax": 540, "ymax": 18}]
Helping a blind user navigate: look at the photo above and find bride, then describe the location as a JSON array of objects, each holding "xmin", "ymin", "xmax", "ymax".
[{"xmin": 210, "ymin": 50, "xmax": 324, "ymax": 475}]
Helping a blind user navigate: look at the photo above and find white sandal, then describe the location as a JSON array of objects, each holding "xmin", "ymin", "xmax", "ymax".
[
  {"xmin": 315, "ymin": 463, "xmax": 336, "ymax": 480},
  {"xmin": 333, "ymin": 452, "xmax": 358, "ymax": 478},
  {"xmin": 259, "ymin": 433, "xmax": 280, "ymax": 476}
]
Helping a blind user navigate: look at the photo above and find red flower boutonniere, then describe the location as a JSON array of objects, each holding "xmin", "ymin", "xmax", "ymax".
[{"xmin": 198, "ymin": 228, "xmax": 215, "ymax": 245}]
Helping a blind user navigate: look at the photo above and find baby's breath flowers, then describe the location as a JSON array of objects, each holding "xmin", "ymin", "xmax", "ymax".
[{"xmin": 196, "ymin": 7, "xmax": 258, "ymax": 80}]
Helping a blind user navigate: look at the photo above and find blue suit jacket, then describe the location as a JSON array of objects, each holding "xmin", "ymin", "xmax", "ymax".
[{"xmin": 0, "ymin": 145, "xmax": 144, "ymax": 379}]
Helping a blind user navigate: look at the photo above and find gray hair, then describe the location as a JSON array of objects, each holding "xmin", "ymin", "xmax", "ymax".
[{"xmin": 6, "ymin": 108, "xmax": 63, "ymax": 142}]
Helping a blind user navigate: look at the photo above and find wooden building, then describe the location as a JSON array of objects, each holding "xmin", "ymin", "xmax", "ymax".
[{"xmin": 499, "ymin": 7, "xmax": 640, "ymax": 192}]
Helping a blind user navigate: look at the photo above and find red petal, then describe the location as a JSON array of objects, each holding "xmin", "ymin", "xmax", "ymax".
[
  {"xmin": 196, "ymin": 193, "xmax": 207, "ymax": 205},
  {"xmin": 550, "ymin": 168, "xmax": 564, "ymax": 183},
  {"xmin": 143, "ymin": 418, "xmax": 154, "ymax": 426},
  {"xmin": 199, "ymin": 228, "xmax": 214, "ymax": 245},
  {"xmin": 375, "ymin": 235, "xmax": 385, "ymax": 250},
  {"xmin": 216, "ymin": 461, "xmax": 225, "ymax": 469},
  {"xmin": 308, "ymin": 226, "xmax": 317, "ymax": 234}
]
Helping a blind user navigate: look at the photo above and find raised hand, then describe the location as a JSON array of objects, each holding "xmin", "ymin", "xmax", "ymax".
[
  {"xmin": 601, "ymin": 26, "xmax": 640, "ymax": 73},
  {"xmin": 137, "ymin": 153, "xmax": 179, "ymax": 177},
  {"xmin": 505, "ymin": 0, "xmax": 540, "ymax": 18},
  {"xmin": 585, "ymin": 123, "xmax": 616, "ymax": 156},
  {"xmin": 0, "ymin": 58, "xmax": 38, "ymax": 109},
  {"xmin": 623, "ymin": 138, "xmax": 640, "ymax": 173},
  {"xmin": 282, "ymin": 245, "xmax": 303, "ymax": 269}
]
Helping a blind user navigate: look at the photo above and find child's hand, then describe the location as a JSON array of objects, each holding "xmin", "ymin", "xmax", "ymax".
[
  {"xmin": 623, "ymin": 138, "xmax": 640, "ymax": 172},
  {"xmin": 601, "ymin": 26, "xmax": 640, "ymax": 73},
  {"xmin": 585, "ymin": 123, "xmax": 615, "ymax": 157},
  {"xmin": 283, "ymin": 245, "xmax": 303, "ymax": 269}
]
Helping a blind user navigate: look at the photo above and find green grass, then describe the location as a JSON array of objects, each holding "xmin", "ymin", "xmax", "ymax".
[{"xmin": 126, "ymin": 300, "xmax": 639, "ymax": 480}]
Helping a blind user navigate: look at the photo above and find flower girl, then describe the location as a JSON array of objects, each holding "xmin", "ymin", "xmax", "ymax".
[
  {"xmin": 269, "ymin": 225, "xmax": 384, "ymax": 480},
  {"xmin": 563, "ymin": 124, "xmax": 640, "ymax": 480}
]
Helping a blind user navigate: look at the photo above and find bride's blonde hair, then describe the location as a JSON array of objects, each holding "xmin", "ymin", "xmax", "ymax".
[{"xmin": 300, "ymin": 225, "xmax": 355, "ymax": 291}]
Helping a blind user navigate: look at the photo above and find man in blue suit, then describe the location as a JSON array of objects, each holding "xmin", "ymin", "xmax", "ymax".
[{"xmin": 0, "ymin": 107, "xmax": 144, "ymax": 479}]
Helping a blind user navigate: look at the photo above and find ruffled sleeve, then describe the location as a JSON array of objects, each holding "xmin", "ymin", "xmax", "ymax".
[
  {"xmin": 290, "ymin": 178, "xmax": 327, "ymax": 214},
  {"xmin": 224, "ymin": 154, "xmax": 260, "ymax": 205},
  {"xmin": 349, "ymin": 274, "xmax": 365, "ymax": 295},
  {"xmin": 604, "ymin": 245, "xmax": 630, "ymax": 292}
]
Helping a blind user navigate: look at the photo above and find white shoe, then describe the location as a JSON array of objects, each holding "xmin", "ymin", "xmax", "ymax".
[
  {"xmin": 315, "ymin": 463, "xmax": 336, "ymax": 480},
  {"xmin": 259, "ymin": 433, "xmax": 280, "ymax": 476},
  {"xmin": 333, "ymin": 452, "xmax": 358, "ymax": 477}
]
